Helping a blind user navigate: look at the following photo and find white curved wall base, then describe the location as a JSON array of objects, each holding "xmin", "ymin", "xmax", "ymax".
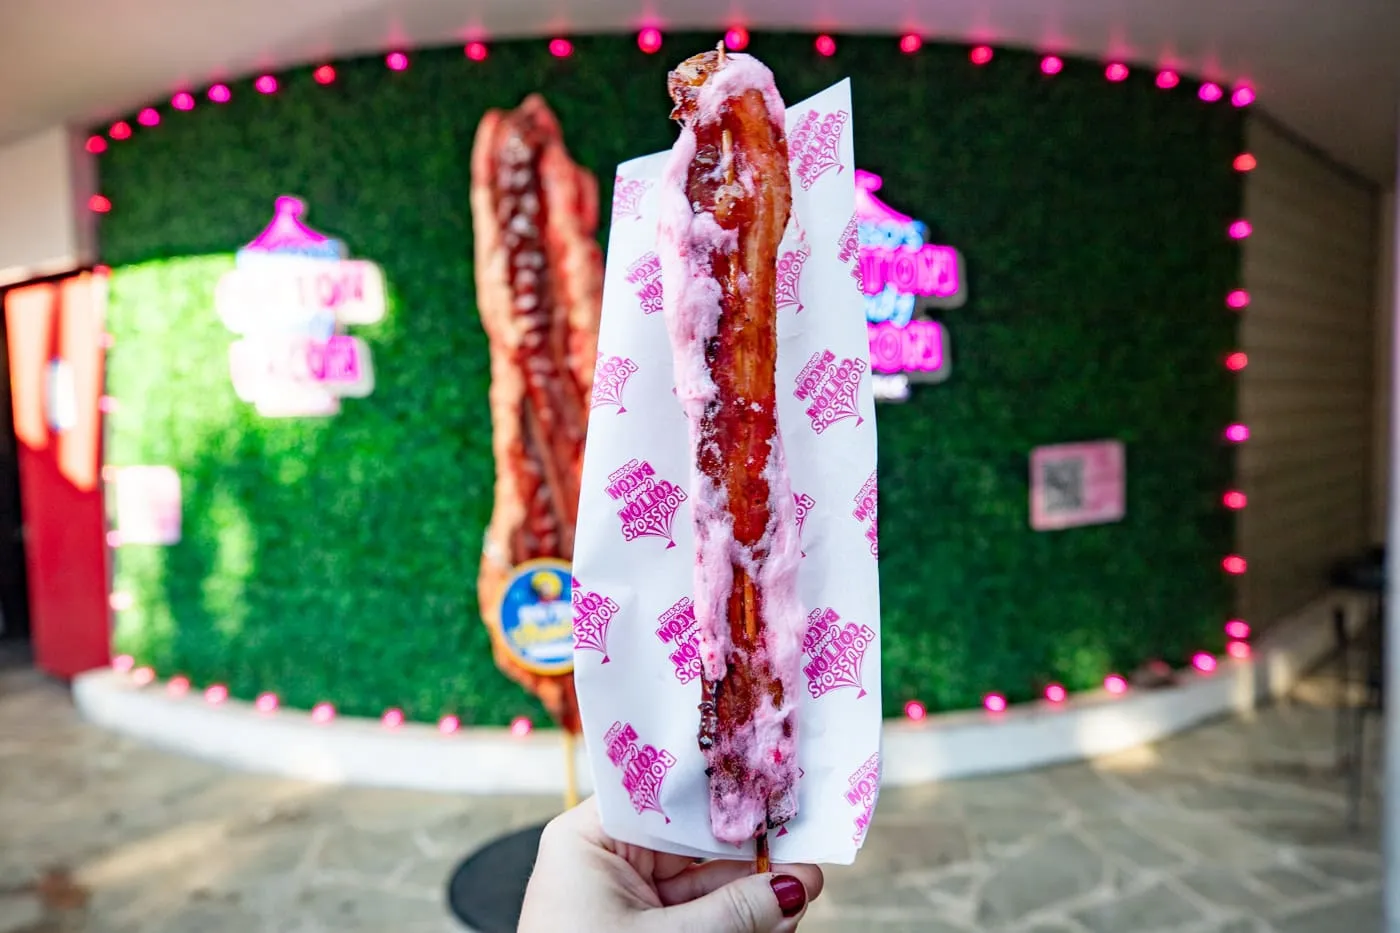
[{"xmin": 73, "ymin": 591, "xmax": 1363, "ymax": 794}]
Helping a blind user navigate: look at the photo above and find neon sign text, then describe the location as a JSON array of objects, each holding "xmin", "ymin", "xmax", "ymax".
[{"xmin": 216, "ymin": 197, "xmax": 383, "ymax": 418}]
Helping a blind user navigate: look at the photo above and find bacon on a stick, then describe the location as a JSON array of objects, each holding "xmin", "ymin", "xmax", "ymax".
[
  {"xmin": 471, "ymin": 94, "xmax": 603, "ymax": 733},
  {"xmin": 659, "ymin": 48, "xmax": 804, "ymax": 866}
]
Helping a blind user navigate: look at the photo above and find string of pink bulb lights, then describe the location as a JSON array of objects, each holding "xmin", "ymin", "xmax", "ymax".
[{"xmin": 91, "ymin": 30, "xmax": 1259, "ymax": 731}]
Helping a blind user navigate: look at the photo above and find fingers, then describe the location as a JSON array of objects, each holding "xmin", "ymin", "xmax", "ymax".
[
  {"xmin": 657, "ymin": 860, "xmax": 823, "ymax": 908},
  {"xmin": 654, "ymin": 870, "xmax": 821, "ymax": 933}
]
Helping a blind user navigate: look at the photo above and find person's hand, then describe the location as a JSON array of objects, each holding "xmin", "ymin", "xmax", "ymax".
[{"xmin": 519, "ymin": 797, "xmax": 824, "ymax": 933}]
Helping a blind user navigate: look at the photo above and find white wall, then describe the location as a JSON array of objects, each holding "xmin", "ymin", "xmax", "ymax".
[
  {"xmin": 0, "ymin": 126, "xmax": 95, "ymax": 286},
  {"xmin": 1237, "ymin": 119, "xmax": 1381, "ymax": 627}
]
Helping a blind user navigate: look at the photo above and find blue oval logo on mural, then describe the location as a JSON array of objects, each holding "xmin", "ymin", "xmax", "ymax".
[{"xmin": 496, "ymin": 558, "xmax": 575, "ymax": 676}]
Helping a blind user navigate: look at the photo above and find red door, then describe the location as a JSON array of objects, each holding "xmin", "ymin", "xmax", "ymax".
[{"xmin": 3, "ymin": 272, "xmax": 110, "ymax": 677}]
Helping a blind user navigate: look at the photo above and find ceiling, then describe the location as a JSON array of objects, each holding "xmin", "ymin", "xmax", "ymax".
[{"xmin": 2, "ymin": 0, "xmax": 1396, "ymax": 183}]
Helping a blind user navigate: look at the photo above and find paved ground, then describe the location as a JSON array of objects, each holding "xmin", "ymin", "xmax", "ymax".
[{"xmin": 0, "ymin": 650, "xmax": 1383, "ymax": 933}]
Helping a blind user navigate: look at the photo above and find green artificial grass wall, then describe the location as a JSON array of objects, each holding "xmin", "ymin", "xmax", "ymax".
[{"xmin": 97, "ymin": 33, "xmax": 1243, "ymax": 723}]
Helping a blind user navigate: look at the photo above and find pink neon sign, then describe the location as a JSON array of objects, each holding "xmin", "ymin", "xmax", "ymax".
[
  {"xmin": 216, "ymin": 197, "xmax": 383, "ymax": 418},
  {"xmin": 854, "ymin": 170, "xmax": 962, "ymax": 397},
  {"xmin": 868, "ymin": 320, "xmax": 944, "ymax": 374}
]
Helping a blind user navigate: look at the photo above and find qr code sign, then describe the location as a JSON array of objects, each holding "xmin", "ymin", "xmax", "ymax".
[
  {"xmin": 1029, "ymin": 440, "xmax": 1125, "ymax": 531},
  {"xmin": 1041, "ymin": 459, "xmax": 1085, "ymax": 514}
]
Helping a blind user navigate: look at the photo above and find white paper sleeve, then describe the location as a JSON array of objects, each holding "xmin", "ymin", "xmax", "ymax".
[{"xmin": 572, "ymin": 79, "xmax": 881, "ymax": 865}]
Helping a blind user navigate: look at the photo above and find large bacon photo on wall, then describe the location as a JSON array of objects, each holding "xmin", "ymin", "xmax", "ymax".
[
  {"xmin": 471, "ymin": 95, "xmax": 603, "ymax": 735},
  {"xmin": 572, "ymin": 48, "xmax": 882, "ymax": 866}
]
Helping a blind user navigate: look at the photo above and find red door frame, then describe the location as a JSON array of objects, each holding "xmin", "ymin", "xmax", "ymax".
[{"xmin": 3, "ymin": 271, "xmax": 110, "ymax": 677}]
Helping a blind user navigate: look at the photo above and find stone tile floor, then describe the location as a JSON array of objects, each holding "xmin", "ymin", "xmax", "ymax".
[{"xmin": 0, "ymin": 652, "xmax": 1382, "ymax": 933}]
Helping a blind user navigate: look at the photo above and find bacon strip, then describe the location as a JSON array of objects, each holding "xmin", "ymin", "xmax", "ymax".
[
  {"xmin": 659, "ymin": 50, "xmax": 804, "ymax": 850},
  {"xmin": 471, "ymin": 94, "xmax": 603, "ymax": 733}
]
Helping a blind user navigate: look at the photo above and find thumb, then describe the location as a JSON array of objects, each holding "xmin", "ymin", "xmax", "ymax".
[{"xmin": 655, "ymin": 872, "xmax": 809, "ymax": 933}]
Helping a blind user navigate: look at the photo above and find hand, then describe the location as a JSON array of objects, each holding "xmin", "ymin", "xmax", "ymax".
[{"xmin": 519, "ymin": 797, "xmax": 824, "ymax": 933}]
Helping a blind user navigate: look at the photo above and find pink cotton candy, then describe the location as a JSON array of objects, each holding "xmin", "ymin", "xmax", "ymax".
[{"xmin": 658, "ymin": 52, "xmax": 805, "ymax": 846}]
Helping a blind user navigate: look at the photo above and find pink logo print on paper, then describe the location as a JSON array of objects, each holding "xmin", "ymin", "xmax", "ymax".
[
  {"xmin": 790, "ymin": 109, "xmax": 850, "ymax": 190},
  {"xmin": 794, "ymin": 492, "xmax": 816, "ymax": 557},
  {"xmin": 845, "ymin": 753, "xmax": 881, "ymax": 845},
  {"xmin": 656, "ymin": 597, "xmax": 702, "ymax": 684},
  {"xmin": 802, "ymin": 607, "xmax": 876, "ymax": 700},
  {"xmin": 604, "ymin": 721, "xmax": 677, "ymax": 823},
  {"xmin": 612, "ymin": 177, "xmax": 651, "ymax": 221},
  {"xmin": 573, "ymin": 582, "xmax": 619, "ymax": 663},
  {"xmin": 626, "ymin": 251, "xmax": 664, "ymax": 315},
  {"xmin": 836, "ymin": 213, "xmax": 863, "ymax": 287},
  {"xmin": 606, "ymin": 459, "xmax": 688, "ymax": 548},
  {"xmin": 852, "ymin": 472, "xmax": 878, "ymax": 557},
  {"xmin": 775, "ymin": 242, "xmax": 811, "ymax": 314},
  {"xmin": 794, "ymin": 349, "xmax": 866, "ymax": 434},
  {"xmin": 592, "ymin": 353, "xmax": 639, "ymax": 414}
]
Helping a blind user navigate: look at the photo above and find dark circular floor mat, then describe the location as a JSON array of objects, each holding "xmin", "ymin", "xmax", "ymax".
[{"xmin": 445, "ymin": 823, "xmax": 547, "ymax": 932}]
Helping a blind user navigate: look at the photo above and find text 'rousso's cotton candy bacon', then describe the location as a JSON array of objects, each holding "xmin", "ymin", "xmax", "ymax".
[{"xmin": 573, "ymin": 57, "xmax": 881, "ymax": 866}]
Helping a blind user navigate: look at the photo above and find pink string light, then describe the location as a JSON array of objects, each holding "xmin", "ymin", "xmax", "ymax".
[
  {"xmin": 1223, "ymin": 490, "xmax": 1248, "ymax": 509},
  {"xmin": 724, "ymin": 27, "xmax": 750, "ymax": 51},
  {"xmin": 1231, "ymin": 86, "xmax": 1256, "ymax": 107},
  {"xmin": 438, "ymin": 715, "xmax": 461, "ymax": 734},
  {"xmin": 970, "ymin": 45, "xmax": 993, "ymax": 65},
  {"xmin": 172, "ymin": 92, "xmax": 195, "ymax": 111},
  {"xmin": 89, "ymin": 195, "xmax": 112, "ymax": 214},
  {"xmin": 208, "ymin": 84, "xmax": 232, "ymax": 103},
  {"xmin": 983, "ymin": 693, "xmax": 1007, "ymax": 713},
  {"xmin": 1233, "ymin": 153, "xmax": 1257, "ymax": 172},
  {"xmin": 1198, "ymin": 82, "xmax": 1223, "ymax": 102},
  {"xmin": 98, "ymin": 395, "xmax": 118, "ymax": 413},
  {"xmin": 815, "ymin": 35, "xmax": 837, "ymax": 57},
  {"xmin": 132, "ymin": 666, "xmax": 155, "ymax": 685},
  {"xmin": 1040, "ymin": 56, "xmax": 1063, "ymax": 75},
  {"xmin": 137, "ymin": 108, "xmax": 160, "ymax": 127},
  {"xmin": 1226, "ymin": 289, "xmax": 1251, "ymax": 309},
  {"xmin": 1105, "ymin": 63, "xmax": 1129, "ymax": 82},
  {"xmin": 549, "ymin": 38, "xmax": 573, "ymax": 58},
  {"xmin": 510, "ymin": 716, "xmax": 534, "ymax": 737},
  {"xmin": 112, "ymin": 654, "xmax": 135, "ymax": 673},
  {"xmin": 167, "ymin": 676, "xmax": 191, "ymax": 697},
  {"xmin": 1191, "ymin": 652, "xmax": 1217, "ymax": 674},
  {"xmin": 903, "ymin": 700, "xmax": 927, "ymax": 721},
  {"xmin": 382, "ymin": 708, "xmax": 405, "ymax": 728},
  {"xmin": 465, "ymin": 42, "xmax": 489, "ymax": 61},
  {"xmin": 1225, "ymin": 619, "xmax": 1251, "ymax": 640},
  {"xmin": 1227, "ymin": 640, "xmax": 1252, "ymax": 660},
  {"xmin": 1104, "ymin": 674, "xmax": 1128, "ymax": 694},
  {"xmin": 1222, "ymin": 555, "xmax": 1248, "ymax": 575},
  {"xmin": 205, "ymin": 684, "xmax": 229, "ymax": 704},
  {"xmin": 254, "ymin": 75, "xmax": 277, "ymax": 94},
  {"xmin": 1229, "ymin": 220, "xmax": 1253, "ymax": 239},
  {"xmin": 313, "ymin": 65, "xmax": 336, "ymax": 85},
  {"xmin": 899, "ymin": 34, "xmax": 922, "ymax": 54},
  {"xmin": 109, "ymin": 121, "xmax": 132, "ymax": 140},
  {"xmin": 1224, "ymin": 423, "xmax": 1250, "ymax": 443},
  {"xmin": 1044, "ymin": 684, "xmax": 1067, "ymax": 703},
  {"xmin": 255, "ymin": 692, "xmax": 280, "ymax": 713},
  {"xmin": 85, "ymin": 135, "xmax": 107, "ymax": 154},
  {"xmin": 109, "ymin": 592, "xmax": 134, "ymax": 611},
  {"xmin": 386, "ymin": 52, "xmax": 409, "ymax": 71},
  {"xmin": 1156, "ymin": 70, "xmax": 1180, "ymax": 89},
  {"xmin": 105, "ymin": 531, "xmax": 121, "ymax": 548},
  {"xmin": 311, "ymin": 702, "xmax": 337, "ymax": 724},
  {"xmin": 637, "ymin": 28, "xmax": 663, "ymax": 54},
  {"xmin": 1225, "ymin": 352, "xmax": 1248, "ymax": 371}
]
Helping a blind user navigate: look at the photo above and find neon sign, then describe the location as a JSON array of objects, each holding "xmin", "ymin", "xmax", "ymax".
[
  {"xmin": 215, "ymin": 197, "xmax": 384, "ymax": 417},
  {"xmin": 854, "ymin": 170, "xmax": 965, "ymax": 402}
]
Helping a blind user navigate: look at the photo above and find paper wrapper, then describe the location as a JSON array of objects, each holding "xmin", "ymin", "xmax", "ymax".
[{"xmin": 573, "ymin": 79, "xmax": 880, "ymax": 865}]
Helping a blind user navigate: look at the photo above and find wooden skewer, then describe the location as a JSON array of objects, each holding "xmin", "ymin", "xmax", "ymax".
[{"xmin": 756, "ymin": 829, "xmax": 771, "ymax": 874}]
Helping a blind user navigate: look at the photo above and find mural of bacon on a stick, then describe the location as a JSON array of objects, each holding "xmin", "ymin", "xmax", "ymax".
[{"xmin": 471, "ymin": 95, "xmax": 603, "ymax": 734}]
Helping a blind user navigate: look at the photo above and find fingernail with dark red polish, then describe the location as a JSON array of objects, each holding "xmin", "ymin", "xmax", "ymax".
[{"xmin": 770, "ymin": 874, "xmax": 807, "ymax": 918}]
